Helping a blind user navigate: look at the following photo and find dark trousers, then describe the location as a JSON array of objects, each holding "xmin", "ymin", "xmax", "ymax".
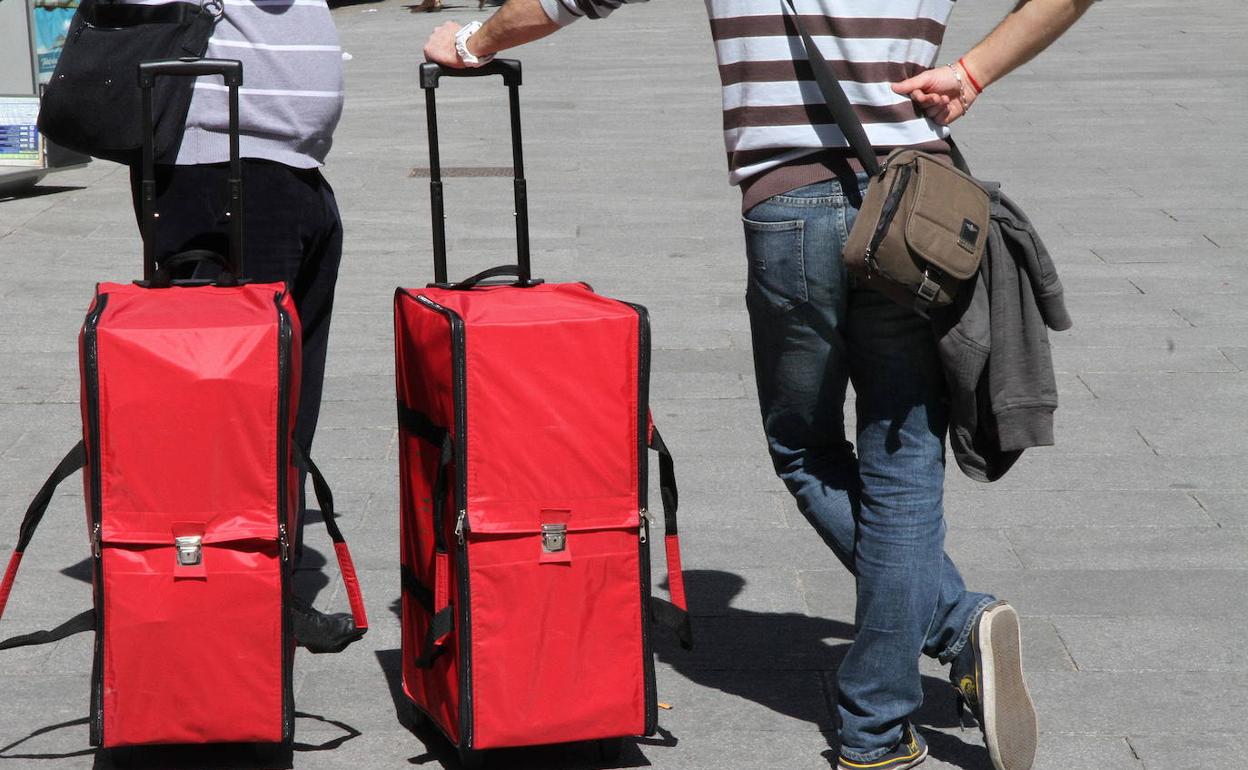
[{"xmin": 129, "ymin": 160, "xmax": 344, "ymax": 540}]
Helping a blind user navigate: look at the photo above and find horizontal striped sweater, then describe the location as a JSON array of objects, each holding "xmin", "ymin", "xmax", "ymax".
[
  {"xmin": 120, "ymin": 0, "xmax": 345, "ymax": 168},
  {"xmin": 539, "ymin": 0, "xmax": 955, "ymax": 209}
]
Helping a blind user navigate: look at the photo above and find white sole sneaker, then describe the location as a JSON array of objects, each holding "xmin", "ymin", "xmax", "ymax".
[{"xmin": 977, "ymin": 602, "xmax": 1038, "ymax": 770}]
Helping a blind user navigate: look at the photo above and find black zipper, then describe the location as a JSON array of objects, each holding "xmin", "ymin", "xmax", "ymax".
[
  {"xmin": 275, "ymin": 295, "xmax": 295, "ymax": 744},
  {"xmin": 863, "ymin": 162, "xmax": 914, "ymax": 276},
  {"xmin": 625, "ymin": 302, "xmax": 658, "ymax": 735},
  {"xmin": 83, "ymin": 292, "xmax": 108, "ymax": 747},
  {"xmin": 412, "ymin": 292, "xmax": 474, "ymax": 749}
]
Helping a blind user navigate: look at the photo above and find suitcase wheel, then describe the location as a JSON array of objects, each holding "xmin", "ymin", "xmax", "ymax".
[
  {"xmin": 597, "ymin": 737, "xmax": 624, "ymax": 762},
  {"xmin": 458, "ymin": 745, "xmax": 486, "ymax": 769}
]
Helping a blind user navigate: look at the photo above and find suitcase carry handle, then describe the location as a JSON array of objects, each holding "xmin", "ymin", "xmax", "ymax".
[
  {"xmin": 138, "ymin": 58, "xmax": 244, "ymax": 282},
  {"xmin": 145, "ymin": 249, "xmax": 242, "ymax": 289},
  {"xmin": 419, "ymin": 60, "xmax": 537, "ymax": 288},
  {"xmin": 418, "ymin": 59, "xmax": 522, "ymax": 89}
]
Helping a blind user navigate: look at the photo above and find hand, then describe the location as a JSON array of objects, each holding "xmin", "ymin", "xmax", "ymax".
[
  {"xmin": 892, "ymin": 65, "xmax": 977, "ymax": 126},
  {"xmin": 424, "ymin": 21, "xmax": 465, "ymax": 67}
]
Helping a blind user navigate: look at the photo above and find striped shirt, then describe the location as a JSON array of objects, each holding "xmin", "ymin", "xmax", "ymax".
[
  {"xmin": 121, "ymin": 0, "xmax": 345, "ymax": 168},
  {"xmin": 539, "ymin": 0, "xmax": 954, "ymax": 209}
]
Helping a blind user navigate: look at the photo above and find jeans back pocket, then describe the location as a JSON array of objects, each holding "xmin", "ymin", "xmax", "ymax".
[{"xmin": 743, "ymin": 217, "xmax": 807, "ymax": 315}]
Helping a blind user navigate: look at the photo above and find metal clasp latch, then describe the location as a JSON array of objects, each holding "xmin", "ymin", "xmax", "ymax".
[
  {"xmin": 916, "ymin": 272, "xmax": 941, "ymax": 303},
  {"xmin": 541, "ymin": 523, "xmax": 567, "ymax": 553},
  {"xmin": 175, "ymin": 535, "xmax": 202, "ymax": 567}
]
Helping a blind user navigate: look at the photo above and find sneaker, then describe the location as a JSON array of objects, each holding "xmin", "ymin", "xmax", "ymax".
[
  {"xmin": 950, "ymin": 601, "xmax": 1038, "ymax": 770},
  {"xmin": 837, "ymin": 723, "xmax": 927, "ymax": 770}
]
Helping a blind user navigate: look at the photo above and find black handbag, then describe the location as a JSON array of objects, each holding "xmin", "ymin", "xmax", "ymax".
[{"xmin": 37, "ymin": 0, "xmax": 220, "ymax": 164}]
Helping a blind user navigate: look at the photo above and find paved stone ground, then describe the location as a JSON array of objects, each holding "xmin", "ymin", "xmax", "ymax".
[{"xmin": 1, "ymin": 1, "xmax": 1245, "ymax": 768}]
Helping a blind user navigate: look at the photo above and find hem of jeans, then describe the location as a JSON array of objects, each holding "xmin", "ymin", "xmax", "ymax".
[
  {"xmin": 938, "ymin": 595, "xmax": 996, "ymax": 664},
  {"xmin": 839, "ymin": 743, "xmax": 896, "ymax": 764}
]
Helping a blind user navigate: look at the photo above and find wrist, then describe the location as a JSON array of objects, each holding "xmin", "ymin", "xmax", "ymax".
[
  {"xmin": 454, "ymin": 21, "xmax": 495, "ymax": 67},
  {"xmin": 958, "ymin": 56, "xmax": 985, "ymax": 94}
]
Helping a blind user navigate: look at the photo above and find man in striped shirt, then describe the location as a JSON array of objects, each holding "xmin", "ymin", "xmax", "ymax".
[
  {"xmin": 427, "ymin": 3, "xmax": 1094, "ymax": 769},
  {"xmin": 125, "ymin": 0, "xmax": 346, "ymax": 548}
]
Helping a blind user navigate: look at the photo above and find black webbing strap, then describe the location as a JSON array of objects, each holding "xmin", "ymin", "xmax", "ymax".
[
  {"xmin": 294, "ymin": 444, "xmax": 342, "ymax": 543},
  {"xmin": 649, "ymin": 598, "xmax": 692, "ymax": 650},
  {"xmin": 0, "ymin": 609, "xmax": 95, "ymax": 651},
  {"xmin": 397, "ymin": 403, "xmax": 456, "ymax": 668},
  {"xmin": 401, "ymin": 563, "xmax": 458, "ymax": 669},
  {"xmin": 646, "ymin": 424, "xmax": 693, "ymax": 650},
  {"xmin": 16, "ymin": 441, "xmax": 87, "ymax": 553},
  {"xmin": 782, "ymin": 0, "xmax": 881, "ymax": 176},
  {"xmin": 398, "ymin": 402, "xmax": 448, "ymax": 448},
  {"xmin": 0, "ymin": 442, "xmax": 87, "ymax": 637},
  {"xmin": 415, "ymin": 605, "xmax": 454, "ymax": 669},
  {"xmin": 648, "ymin": 426, "xmax": 678, "ymax": 538},
  {"xmin": 290, "ymin": 444, "xmax": 369, "ymax": 634},
  {"xmin": 401, "ymin": 564, "xmax": 433, "ymax": 614},
  {"xmin": 401, "ymin": 565, "xmax": 453, "ymax": 667}
]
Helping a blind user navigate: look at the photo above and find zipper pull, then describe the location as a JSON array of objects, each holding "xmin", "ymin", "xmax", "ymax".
[
  {"xmin": 454, "ymin": 510, "xmax": 467, "ymax": 546},
  {"xmin": 639, "ymin": 508, "xmax": 650, "ymax": 544},
  {"xmin": 278, "ymin": 523, "xmax": 290, "ymax": 562},
  {"xmin": 92, "ymin": 523, "xmax": 101, "ymax": 558}
]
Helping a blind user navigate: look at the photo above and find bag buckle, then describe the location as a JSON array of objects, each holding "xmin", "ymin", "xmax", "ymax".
[
  {"xmin": 916, "ymin": 273, "xmax": 941, "ymax": 303},
  {"xmin": 541, "ymin": 523, "xmax": 567, "ymax": 553},
  {"xmin": 175, "ymin": 535, "xmax": 203, "ymax": 566}
]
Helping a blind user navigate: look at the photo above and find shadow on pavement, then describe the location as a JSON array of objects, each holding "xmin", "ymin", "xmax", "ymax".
[
  {"xmin": 653, "ymin": 569, "xmax": 991, "ymax": 770},
  {"xmin": 0, "ymin": 184, "xmax": 84, "ymax": 203},
  {"xmin": 0, "ymin": 713, "xmax": 358, "ymax": 768}
]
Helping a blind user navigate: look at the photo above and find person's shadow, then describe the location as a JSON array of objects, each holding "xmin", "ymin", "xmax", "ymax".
[{"xmin": 652, "ymin": 569, "xmax": 992, "ymax": 770}]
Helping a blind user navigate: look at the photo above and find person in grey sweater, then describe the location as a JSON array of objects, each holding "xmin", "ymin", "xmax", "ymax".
[{"xmin": 123, "ymin": 0, "xmax": 345, "ymax": 548}]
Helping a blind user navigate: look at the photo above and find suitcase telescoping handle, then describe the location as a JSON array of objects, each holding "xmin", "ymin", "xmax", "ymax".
[
  {"xmin": 138, "ymin": 58, "xmax": 244, "ymax": 282},
  {"xmin": 419, "ymin": 60, "xmax": 537, "ymax": 289}
]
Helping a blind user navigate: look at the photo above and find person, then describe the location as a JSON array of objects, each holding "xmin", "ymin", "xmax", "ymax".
[
  {"xmin": 125, "ymin": 0, "xmax": 345, "ymax": 549},
  {"xmin": 425, "ymin": 2, "xmax": 1095, "ymax": 769}
]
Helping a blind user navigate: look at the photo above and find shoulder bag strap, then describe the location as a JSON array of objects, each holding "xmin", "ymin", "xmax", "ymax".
[{"xmin": 782, "ymin": 0, "xmax": 881, "ymax": 176}]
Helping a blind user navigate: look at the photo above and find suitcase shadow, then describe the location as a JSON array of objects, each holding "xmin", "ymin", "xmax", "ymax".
[
  {"xmin": 652, "ymin": 569, "xmax": 992, "ymax": 770},
  {"xmin": 0, "ymin": 713, "xmax": 358, "ymax": 768}
]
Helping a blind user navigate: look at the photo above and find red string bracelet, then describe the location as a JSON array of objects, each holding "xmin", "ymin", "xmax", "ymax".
[{"xmin": 959, "ymin": 57, "xmax": 984, "ymax": 94}]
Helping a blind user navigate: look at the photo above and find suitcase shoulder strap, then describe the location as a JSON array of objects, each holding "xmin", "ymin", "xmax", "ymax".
[
  {"xmin": 0, "ymin": 442, "xmax": 94, "ymax": 651},
  {"xmin": 292, "ymin": 444, "xmax": 370, "ymax": 637},
  {"xmin": 646, "ymin": 419, "xmax": 693, "ymax": 650},
  {"xmin": 397, "ymin": 403, "xmax": 456, "ymax": 669}
]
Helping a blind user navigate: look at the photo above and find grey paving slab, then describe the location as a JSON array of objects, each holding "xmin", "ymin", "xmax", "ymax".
[{"xmin": 1053, "ymin": 616, "xmax": 1248, "ymax": 674}]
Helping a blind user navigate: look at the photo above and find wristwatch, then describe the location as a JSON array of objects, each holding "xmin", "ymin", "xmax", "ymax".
[{"xmin": 454, "ymin": 21, "xmax": 494, "ymax": 68}]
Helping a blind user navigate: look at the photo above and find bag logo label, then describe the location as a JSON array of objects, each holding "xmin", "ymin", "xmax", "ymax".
[{"xmin": 959, "ymin": 219, "xmax": 981, "ymax": 253}]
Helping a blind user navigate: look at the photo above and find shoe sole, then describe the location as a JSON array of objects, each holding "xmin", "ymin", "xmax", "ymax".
[{"xmin": 978, "ymin": 603, "xmax": 1038, "ymax": 770}]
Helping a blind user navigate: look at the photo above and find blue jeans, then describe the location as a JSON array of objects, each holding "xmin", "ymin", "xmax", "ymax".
[{"xmin": 743, "ymin": 177, "xmax": 993, "ymax": 763}]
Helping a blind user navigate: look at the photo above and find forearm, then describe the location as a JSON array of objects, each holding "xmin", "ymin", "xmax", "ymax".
[
  {"xmin": 960, "ymin": 0, "xmax": 1097, "ymax": 90},
  {"xmin": 469, "ymin": 0, "xmax": 562, "ymax": 59}
]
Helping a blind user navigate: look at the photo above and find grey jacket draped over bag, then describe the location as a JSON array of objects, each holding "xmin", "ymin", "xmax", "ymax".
[{"xmin": 931, "ymin": 184, "xmax": 1073, "ymax": 482}]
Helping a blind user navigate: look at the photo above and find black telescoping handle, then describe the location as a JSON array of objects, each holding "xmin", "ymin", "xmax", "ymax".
[
  {"xmin": 138, "ymin": 58, "xmax": 244, "ymax": 281},
  {"xmin": 418, "ymin": 60, "xmax": 533, "ymax": 288}
]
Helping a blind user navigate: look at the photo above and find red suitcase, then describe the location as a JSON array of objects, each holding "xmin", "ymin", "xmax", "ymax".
[
  {"xmin": 0, "ymin": 59, "xmax": 367, "ymax": 749},
  {"xmin": 396, "ymin": 62, "xmax": 691, "ymax": 766}
]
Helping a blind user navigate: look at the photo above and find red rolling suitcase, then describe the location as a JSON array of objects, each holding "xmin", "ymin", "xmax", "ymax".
[
  {"xmin": 395, "ymin": 61, "xmax": 692, "ymax": 766},
  {"xmin": 0, "ymin": 59, "xmax": 367, "ymax": 749}
]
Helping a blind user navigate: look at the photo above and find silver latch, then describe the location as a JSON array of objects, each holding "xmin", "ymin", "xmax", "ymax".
[
  {"xmin": 175, "ymin": 535, "xmax": 202, "ymax": 567},
  {"xmin": 916, "ymin": 273, "xmax": 941, "ymax": 302},
  {"xmin": 541, "ymin": 523, "xmax": 567, "ymax": 553}
]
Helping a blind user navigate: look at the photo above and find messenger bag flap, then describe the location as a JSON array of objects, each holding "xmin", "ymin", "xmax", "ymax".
[{"xmin": 904, "ymin": 154, "xmax": 989, "ymax": 281}]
